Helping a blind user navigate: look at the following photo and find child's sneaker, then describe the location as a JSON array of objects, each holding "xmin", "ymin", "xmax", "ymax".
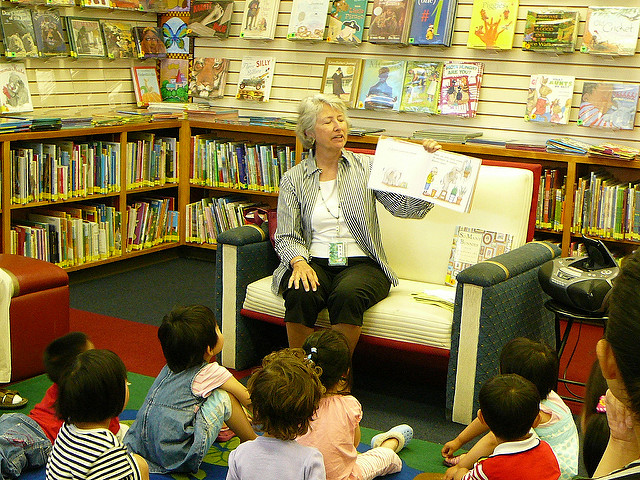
[{"xmin": 370, "ymin": 424, "xmax": 413, "ymax": 453}]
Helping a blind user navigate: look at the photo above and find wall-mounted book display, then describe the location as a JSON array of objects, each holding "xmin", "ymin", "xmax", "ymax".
[
  {"xmin": 581, "ymin": 7, "xmax": 640, "ymax": 56},
  {"xmin": 326, "ymin": 0, "xmax": 366, "ymax": 45},
  {"xmin": 160, "ymin": 14, "xmax": 189, "ymax": 54},
  {"xmin": 131, "ymin": 66, "xmax": 162, "ymax": 107},
  {"xmin": 133, "ymin": 25, "xmax": 167, "ymax": 58},
  {"xmin": 578, "ymin": 82, "xmax": 639, "ymax": 130},
  {"xmin": 399, "ymin": 61, "xmax": 443, "ymax": 114},
  {"xmin": 31, "ymin": 9, "xmax": 68, "ymax": 56},
  {"xmin": 189, "ymin": 57, "xmax": 229, "ymax": 99},
  {"xmin": 101, "ymin": 20, "xmax": 136, "ymax": 59},
  {"xmin": 0, "ymin": 7, "xmax": 39, "ymax": 58},
  {"xmin": 522, "ymin": 10, "xmax": 578, "ymax": 53},
  {"xmin": 320, "ymin": 57, "xmax": 362, "ymax": 109},
  {"xmin": 287, "ymin": 0, "xmax": 329, "ymax": 40},
  {"xmin": 66, "ymin": 17, "xmax": 106, "ymax": 58},
  {"xmin": 79, "ymin": 0, "xmax": 111, "ymax": 8},
  {"xmin": 0, "ymin": 62, "xmax": 33, "ymax": 113},
  {"xmin": 408, "ymin": 0, "xmax": 458, "ymax": 47},
  {"xmin": 159, "ymin": 58, "xmax": 189, "ymax": 103},
  {"xmin": 240, "ymin": 0, "xmax": 280, "ymax": 40},
  {"xmin": 467, "ymin": 0, "xmax": 518, "ymax": 49},
  {"xmin": 368, "ymin": 0, "xmax": 413, "ymax": 45},
  {"xmin": 357, "ymin": 58, "xmax": 406, "ymax": 111},
  {"xmin": 188, "ymin": 0, "xmax": 233, "ymax": 38},
  {"xmin": 524, "ymin": 74, "xmax": 575, "ymax": 125},
  {"xmin": 236, "ymin": 56, "xmax": 276, "ymax": 102},
  {"xmin": 439, "ymin": 61, "xmax": 484, "ymax": 118}
]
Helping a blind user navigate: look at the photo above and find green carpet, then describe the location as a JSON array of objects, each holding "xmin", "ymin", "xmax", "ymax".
[{"xmin": 5, "ymin": 374, "xmax": 449, "ymax": 479}]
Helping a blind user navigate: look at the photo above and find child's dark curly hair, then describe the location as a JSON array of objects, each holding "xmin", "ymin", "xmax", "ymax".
[{"xmin": 248, "ymin": 348, "xmax": 324, "ymax": 440}]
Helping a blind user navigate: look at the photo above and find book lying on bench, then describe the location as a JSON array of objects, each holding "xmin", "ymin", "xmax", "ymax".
[{"xmin": 368, "ymin": 136, "xmax": 482, "ymax": 213}]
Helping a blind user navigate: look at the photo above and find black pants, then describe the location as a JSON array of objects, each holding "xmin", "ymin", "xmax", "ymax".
[{"xmin": 281, "ymin": 257, "xmax": 391, "ymax": 327}]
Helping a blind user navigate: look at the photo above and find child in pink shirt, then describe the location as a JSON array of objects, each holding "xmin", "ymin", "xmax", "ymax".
[{"xmin": 297, "ymin": 330, "xmax": 413, "ymax": 480}]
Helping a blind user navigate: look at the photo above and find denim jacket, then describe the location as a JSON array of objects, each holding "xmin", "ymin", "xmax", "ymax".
[{"xmin": 124, "ymin": 363, "xmax": 210, "ymax": 474}]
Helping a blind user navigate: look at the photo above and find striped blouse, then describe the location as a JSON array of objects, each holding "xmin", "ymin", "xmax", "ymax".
[
  {"xmin": 272, "ymin": 149, "xmax": 433, "ymax": 293},
  {"xmin": 46, "ymin": 422, "xmax": 142, "ymax": 480}
]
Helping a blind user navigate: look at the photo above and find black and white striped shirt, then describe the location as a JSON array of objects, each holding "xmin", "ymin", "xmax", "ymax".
[
  {"xmin": 272, "ymin": 149, "xmax": 433, "ymax": 293},
  {"xmin": 46, "ymin": 422, "xmax": 142, "ymax": 480}
]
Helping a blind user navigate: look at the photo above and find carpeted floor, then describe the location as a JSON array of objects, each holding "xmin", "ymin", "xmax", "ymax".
[{"xmin": 7, "ymin": 374, "xmax": 450, "ymax": 480}]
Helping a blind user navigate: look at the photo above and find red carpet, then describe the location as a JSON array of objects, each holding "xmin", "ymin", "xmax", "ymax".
[{"xmin": 70, "ymin": 308, "xmax": 166, "ymax": 377}]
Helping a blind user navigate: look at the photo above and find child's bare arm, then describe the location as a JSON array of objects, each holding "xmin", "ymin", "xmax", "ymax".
[
  {"xmin": 455, "ymin": 432, "xmax": 498, "ymax": 470},
  {"xmin": 219, "ymin": 376, "xmax": 252, "ymax": 411},
  {"xmin": 442, "ymin": 417, "xmax": 489, "ymax": 458},
  {"xmin": 133, "ymin": 454, "xmax": 149, "ymax": 480}
]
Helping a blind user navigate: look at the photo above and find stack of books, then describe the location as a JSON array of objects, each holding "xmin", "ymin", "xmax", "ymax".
[
  {"xmin": 410, "ymin": 129, "xmax": 483, "ymax": 143},
  {"xmin": 0, "ymin": 117, "xmax": 31, "ymax": 134},
  {"xmin": 6, "ymin": 113, "xmax": 60, "ymax": 131},
  {"xmin": 546, "ymin": 137, "xmax": 592, "ymax": 155},
  {"xmin": 588, "ymin": 143, "xmax": 640, "ymax": 161},
  {"xmin": 186, "ymin": 105, "xmax": 239, "ymax": 122}
]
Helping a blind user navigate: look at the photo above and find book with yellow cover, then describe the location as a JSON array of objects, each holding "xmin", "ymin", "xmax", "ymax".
[{"xmin": 466, "ymin": 0, "xmax": 519, "ymax": 49}]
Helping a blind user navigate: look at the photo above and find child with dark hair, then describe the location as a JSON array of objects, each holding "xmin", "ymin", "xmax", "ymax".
[
  {"xmin": 0, "ymin": 332, "xmax": 124, "ymax": 478},
  {"xmin": 443, "ymin": 337, "xmax": 578, "ymax": 480},
  {"xmin": 125, "ymin": 305, "xmax": 256, "ymax": 474},
  {"xmin": 226, "ymin": 348, "xmax": 326, "ymax": 480},
  {"xmin": 46, "ymin": 349, "xmax": 148, "ymax": 480},
  {"xmin": 581, "ymin": 360, "xmax": 610, "ymax": 477},
  {"xmin": 297, "ymin": 329, "xmax": 412, "ymax": 480},
  {"xmin": 454, "ymin": 374, "xmax": 560, "ymax": 480}
]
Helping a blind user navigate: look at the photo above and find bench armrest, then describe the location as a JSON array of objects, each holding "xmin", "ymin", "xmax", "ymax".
[{"xmin": 447, "ymin": 241, "xmax": 561, "ymax": 424}]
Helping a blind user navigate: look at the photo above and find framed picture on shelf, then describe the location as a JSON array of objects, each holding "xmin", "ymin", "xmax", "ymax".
[
  {"xmin": 320, "ymin": 58, "xmax": 362, "ymax": 109},
  {"xmin": 66, "ymin": 17, "xmax": 106, "ymax": 58},
  {"xmin": 131, "ymin": 66, "xmax": 162, "ymax": 107}
]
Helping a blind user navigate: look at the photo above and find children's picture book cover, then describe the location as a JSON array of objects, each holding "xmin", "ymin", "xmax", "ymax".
[
  {"xmin": 287, "ymin": 0, "xmax": 330, "ymax": 40},
  {"xmin": 101, "ymin": 20, "xmax": 136, "ymax": 59},
  {"xmin": 408, "ymin": 0, "xmax": 458, "ymax": 46},
  {"xmin": 356, "ymin": 59, "xmax": 406, "ymax": 111},
  {"xmin": 236, "ymin": 56, "xmax": 276, "ymax": 102},
  {"xmin": 131, "ymin": 66, "xmax": 162, "ymax": 107},
  {"xmin": 524, "ymin": 74, "xmax": 575, "ymax": 125},
  {"xmin": 189, "ymin": 57, "xmax": 229, "ymax": 99},
  {"xmin": 320, "ymin": 57, "xmax": 362, "ymax": 108},
  {"xmin": 0, "ymin": 62, "xmax": 33, "ymax": 113},
  {"xmin": 522, "ymin": 10, "xmax": 578, "ymax": 53},
  {"xmin": 66, "ymin": 17, "xmax": 106, "ymax": 58},
  {"xmin": 578, "ymin": 82, "xmax": 639, "ymax": 131},
  {"xmin": 31, "ymin": 10, "xmax": 68, "ymax": 57},
  {"xmin": 163, "ymin": 0, "xmax": 189, "ymax": 12},
  {"xmin": 466, "ymin": 0, "xmax": 519, "ymax": 49},
  {"xmin": 439, "ymin": 61, "xmax": 484, "ymax": 118},
  {"xmin": 159, "ymin": 58, "xmax": 189, "ymax": 103},
  {"xmin": 110, "ymin": 0, "xmax": 140, "ymax": 9},
  {"xmin": 188, "ymin": 0, "xmax": 234, "ymax": 38},
  {"xmin": 581, "ymin": 7, "xmax": 640, "ymax": 56},
  {"xmin": 161, "ymin": 15, "xmax": 189, "ymax": 54},
  {"xmin": 368, "ymin": 0, "xmax": 413, "ymax": 44},
  {"xmin": 240, "ymin": 0, "xmax": 281, "ymax": 40},
  {"xmin": 79, "ymin": 0, "xmax": 110, "ymax": 8},
  {"xmin": 133, "ymin": 26, "xmax": 167, "ymax": 59},
  {"xmin": 399, "ymin": 61, "xmax": 443, "ymax": 114},
  {"xmin": 0, "ymin": 8, "xmax": 39, "ymax": 58},
  {"xmin": 445, "ymin": 226, "xmax": 513, "ymax": 286},
  {"xmin": 326, "ymin": 0, "xmax": 366, "ymax": 44}
]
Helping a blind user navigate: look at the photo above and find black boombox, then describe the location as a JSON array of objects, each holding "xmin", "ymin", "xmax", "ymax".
[{"xmin": 538, "ymin": 237, "xmax": 619, "ymax": 313}]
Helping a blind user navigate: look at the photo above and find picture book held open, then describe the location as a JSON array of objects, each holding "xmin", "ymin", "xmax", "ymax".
[{"xmin": 368, "ymin": 136, "xmax": 482, "ymax": 214}]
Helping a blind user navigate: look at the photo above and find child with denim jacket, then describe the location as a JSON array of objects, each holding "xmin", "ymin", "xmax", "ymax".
[{"xmin": 124, "ymin": 305, "xmax": 256, "ymax": 474}]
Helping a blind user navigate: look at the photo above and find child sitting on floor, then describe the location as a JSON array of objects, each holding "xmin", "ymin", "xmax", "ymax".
[
  {"xmin": 0, "ymin": 331, "xmax": 124, "ymax": 478},
  {"xmin": 297, "ymin": 329, "xmax": 413, "ymax": 480},
  {"xmin": 453, "ymin": 374, "xmax": 560, "ymax": 480},
  {"xmin": 442, "ymin": 337, "xmax": 578, "ymax": 480},
  {"xmin": 46, "ymin": 349, "xmax": 149, "ymax": 480},
  {"xmin": 226, "ymin": 348, "xmax": 326, "ymax": 480},
  {"xmin": 125, "ymin": 305, "xmax": 256, "ymax": 474}
]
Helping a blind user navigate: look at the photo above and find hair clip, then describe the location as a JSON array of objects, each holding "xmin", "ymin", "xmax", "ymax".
[
  {"xmin": 596, "ymin": 394, "xmax": 607, "ymax": 413},
  {"xmin": 307, "ymin": 346, "xmax": 317, "ymax": 360}
]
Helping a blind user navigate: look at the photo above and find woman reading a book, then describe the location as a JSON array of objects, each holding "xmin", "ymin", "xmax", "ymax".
[{"xmin": 271, "ymin": 93, "xmax": 440, "ymax": 353}]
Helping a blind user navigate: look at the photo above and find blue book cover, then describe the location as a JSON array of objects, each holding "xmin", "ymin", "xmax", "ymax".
[
  {"xmin": 356, "ymin": 59, "xmax": 406, "ymax": 112},
  {"xmin": 408, "ymin": 0, "xmax": 458, "ymax": 46}
]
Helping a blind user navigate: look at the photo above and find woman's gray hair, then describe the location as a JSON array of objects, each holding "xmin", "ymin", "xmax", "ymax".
[{"xmin": 296, "ymin": 93, "xmax": 351, "ymax": 149}]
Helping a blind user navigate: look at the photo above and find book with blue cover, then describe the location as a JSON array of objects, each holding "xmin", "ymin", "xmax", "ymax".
[
  {"xmin": 356, "ymin": 58, "xmax": 406, "ymax": 111},
  {"xmin": 408, "ymin": 0, "xmax": 458, "ymax": 46}
]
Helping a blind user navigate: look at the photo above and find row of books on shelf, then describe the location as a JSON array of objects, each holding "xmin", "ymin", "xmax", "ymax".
[
  {"xmin": 126, "ymin": 133, "xmax": 178, "ymax": 189},
  {"xmin": 7, "ymin": 0, "xmax": 168, "ymax": 11},
  {"xmin": 185, "ymin": 196, "xmax": 269, "ymax": 245},
  {"xmin": 11, "ymin": 198, "xmax": 179, "ymax": 266},
  {"xmin": 190, "ymin": 135, "xmax": 295, "ymax": 192}
]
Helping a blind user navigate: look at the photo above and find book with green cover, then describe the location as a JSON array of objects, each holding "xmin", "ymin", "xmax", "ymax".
[{"xmin": 522, "ymin": 10, "xmax": 578, "ymax": 53}]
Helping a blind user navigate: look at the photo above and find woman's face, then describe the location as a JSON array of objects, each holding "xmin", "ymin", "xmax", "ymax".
[{"xmin": 310, "ymin": 104, "xmax": 348, "ymax": 151}]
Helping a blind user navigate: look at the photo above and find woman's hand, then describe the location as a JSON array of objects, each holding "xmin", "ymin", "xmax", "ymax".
[
  {"xmin": 288, "ymin": 258, "xmax": 320, "ymax": 292},
  {"xmin": 422, "ymin": 139, "xmax": 442, "ymax": 153}
]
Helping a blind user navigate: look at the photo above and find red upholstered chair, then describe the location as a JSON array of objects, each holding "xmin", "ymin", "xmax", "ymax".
[{"xmin": 0, "ymin": 255, "xmax": 69, "ymax": 382}]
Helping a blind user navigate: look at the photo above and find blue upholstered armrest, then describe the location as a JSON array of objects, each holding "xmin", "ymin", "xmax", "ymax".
[{"xmin": 217, "ymin": 223, "xmax": 270, "ymax": 246}]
